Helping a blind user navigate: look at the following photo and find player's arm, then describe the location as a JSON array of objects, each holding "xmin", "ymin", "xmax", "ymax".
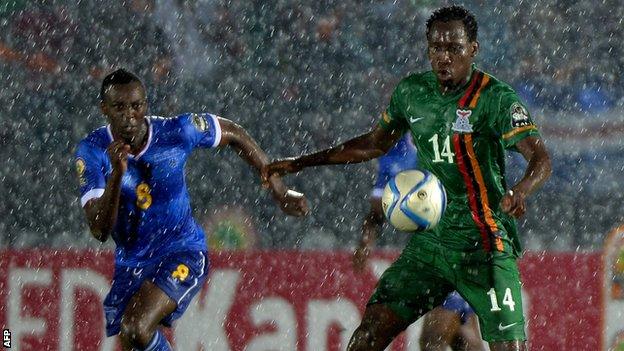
[
  {"xmin": 217, "ymin": 117, "xmax": 308, "ymax": 216},
  {"xmin": 83, "ymin": 141, "xmax": 130, "ymax": 242},
  {"xmin": 353, "ymin": 197, "xmax": 385, "ymax": 272},
  {"xmin": 501, "ymin": 136, "xmax": 551, "ymax": 218},
  {"xmin": 264, "ymin": 125, "xmax": 403, "ymax": 178}
]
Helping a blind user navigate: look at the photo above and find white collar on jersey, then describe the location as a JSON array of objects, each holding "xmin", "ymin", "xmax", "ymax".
[{"xmin": 106, "ymin": 117, "xmax": 153, "ymax": 160}]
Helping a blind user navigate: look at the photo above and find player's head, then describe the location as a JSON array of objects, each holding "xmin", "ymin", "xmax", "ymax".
[
  {"xmin": 100, "ymin": 69, "xmax": 148, "ymax": 144},
  {"xmin": 426, "ymin": 6, "xmax": 479, "ymax": 89}
]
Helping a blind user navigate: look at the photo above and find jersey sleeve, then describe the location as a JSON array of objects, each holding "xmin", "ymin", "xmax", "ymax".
[
  {"xmin": 379, "ymin": 84, "xmax": 409, "ymax": 133},
  {"xmin": 75, "ymin": 142, "xmax": 106, "ymax": 207},
  {"xmin": 179, "ymin": 113, "xmax": 222, "ymax": 149},
  {"xmin": 493, "ymin": 91, "xmax": 541, "ymax": 149}
]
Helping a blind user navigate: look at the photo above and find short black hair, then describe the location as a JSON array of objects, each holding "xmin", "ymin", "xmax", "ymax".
[
  {"xmin": 426, "ymin": 5, "xmax": 478, "ymax": 42},
  {"xmin": 100, "ymin": 68, "xmax": 144, "ymax": 101}
]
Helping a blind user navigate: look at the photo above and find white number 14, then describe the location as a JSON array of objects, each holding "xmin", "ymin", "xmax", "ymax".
[
  {"xmin": 428, "ymin": 134, "xmax": 455, "ymax": 163},
  {"xmin": 487, "ymin": 287, "xmax": 516, "ymax": 312}
]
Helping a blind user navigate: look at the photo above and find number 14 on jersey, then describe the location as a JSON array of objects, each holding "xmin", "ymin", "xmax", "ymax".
[{"xmin": 428, "ymin": 133, "xmax": 455, "ymax": 163}]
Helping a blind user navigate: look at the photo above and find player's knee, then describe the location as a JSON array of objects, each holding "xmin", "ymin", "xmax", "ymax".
[
  {"xmin": 347, "ymin": 326, "xmax": 377, "ymax": 351},
  {"xmin": 347, "ymin": 323, "xmax": 395, "ymax": 351},
  {"xmin": 419, "ymin": 330, "xmax": 446, "ymax": 351},
  {"xmin": 119, "ymin": 316, "xmax": 154, "ymax": 348}
]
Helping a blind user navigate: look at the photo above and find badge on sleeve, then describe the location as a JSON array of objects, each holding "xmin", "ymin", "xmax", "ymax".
[
  {"xmin": 76, "ymin": 158, "xmax": 86, "ymax": 186},
  {"xmin": 510, "ymin": 102, "xmax": 531, "ymax": 128},
  {"xmin": 382, "ymin": 111, "xmax": 391, "ymax": 124},
  {"xmin": 191, "ymin": 113, "xmax": 208, "ymax": 132}
]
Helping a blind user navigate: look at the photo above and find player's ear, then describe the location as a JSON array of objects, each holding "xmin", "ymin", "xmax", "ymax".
[
  {"xmin": 100, "ymin": 100, "xmax": 108, "ymax": 115},
  {"xmin": 470, "ymin": 41, "xmax": 479, "ymax": 57}
]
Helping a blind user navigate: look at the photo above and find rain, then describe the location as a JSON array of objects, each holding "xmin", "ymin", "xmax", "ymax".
[{"xmin": 0, "ymin": 0, "xmax": 623, "ymax": 350}]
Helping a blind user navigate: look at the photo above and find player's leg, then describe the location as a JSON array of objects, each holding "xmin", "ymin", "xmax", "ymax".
[
  {"xmin": 488, "ymin": 340, "xmax": 527, "ymax": 351},
  {"xmin": 348, "ymin": 241, "xmax": 453, "ymax": 351},
  {"xmin": 455, "ymin": 250, "xmax": 527, "ymax": 351},
  {"xmin": 454, "ymin": 313, "xmax": 486, "ymax": 351},
  {"xmin": 119, "ymin": 281, "xmax": 176, "ymax": 350},
  {"xmin": 347, "ymin": 303, "xmax": 411, "ymax": 351},
  {"xmin": 419, "ymin": 306, "xmax": 462, "ymax": 351},
  {"xmin": 438, "ymin": 290, "xmax": 485, "ymax": 351},
  {"xmin": 120, "ymin": 250, "xmax": 208, "ymax": 350}
]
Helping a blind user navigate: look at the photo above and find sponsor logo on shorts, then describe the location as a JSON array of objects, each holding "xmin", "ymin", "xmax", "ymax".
[{"xmin": 498, "ymin": 322, "xmax": 517, "ymax": 331}]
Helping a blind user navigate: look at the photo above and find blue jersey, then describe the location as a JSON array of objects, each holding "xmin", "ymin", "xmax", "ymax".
[
  {"xmin": 372, "ymin": 133, "xmax": 418, "ymax": 197},
  {"xmin": 75, "ymin": 113, "xmax": 221, "ymax": 267}
]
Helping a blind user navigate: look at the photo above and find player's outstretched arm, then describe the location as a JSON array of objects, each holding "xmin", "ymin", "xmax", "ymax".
[
  {"xmin": 217, "ymin": 117, "xmax": 309, "ymax": 217},
  {"xmin": 83, "ymin": 141, "xmax": 129, "ymax": 242},
  {"xmin": 263, "ymin": 125, "xmax": 402, "ymax": 179},
  {"xmin": 501, "ymin": 136, "xmax": 552, "ymax": 218},
  {"xmin": 353, "ymin": 198, "xmax": 385, "ymax": 272}
]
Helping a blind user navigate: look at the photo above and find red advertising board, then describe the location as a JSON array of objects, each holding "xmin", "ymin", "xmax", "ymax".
[{"xmin": 0, "ymin": 250, "xmax": 603, "ymax": 350}]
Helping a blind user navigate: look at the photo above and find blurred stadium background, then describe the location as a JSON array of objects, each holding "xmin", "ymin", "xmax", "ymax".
[
  {"xmin": 1, "ymin": 0, "xmax": 623, "ymax": 251},
  {"xmin": 1, "ymin": 1, "xmax": 623, "ymax": 350}
]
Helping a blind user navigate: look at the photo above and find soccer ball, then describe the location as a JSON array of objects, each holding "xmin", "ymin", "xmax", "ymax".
[{"xmin": 381, "ymin": 170, "xmax": 447, "ymax": 232}]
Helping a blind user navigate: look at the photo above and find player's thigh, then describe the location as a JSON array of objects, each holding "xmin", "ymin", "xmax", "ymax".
[
  {"xmin": 151, "ymin": 250, "xmax": 209, "ymax": 325},
  {"xmin": 358, "ymin": 303, "xmax": 412, "ymax": 341},
  {"xmin": 104, "ymin": 266, "xmax": 151, "ymax": 337},
  {"xmin": 455, "ymin": 252, "xmax": 525, "ymax": 343},
  {"xmin": 420, "ymin": 306, "xmax": 462, "ymax": 346},
  {"xmin": 455, "ymin": 314, "xmax": 486, "ymax": 351},
  {"xmin": 369, "ymin": 244, "xmax": 453, "ymax": 323},
  {"xmin": 122, "ymin": 280, "xmax": 177, "ymax": 331}
]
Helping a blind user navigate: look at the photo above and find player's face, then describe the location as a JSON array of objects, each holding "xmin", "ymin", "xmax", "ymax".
[
  {"xmin": 101, "ymin": 82, "xmax": 148, "ymax": 145},
  {"xmin": 427, "ymin": 20, "xmax": 478, "ymax": 89}
]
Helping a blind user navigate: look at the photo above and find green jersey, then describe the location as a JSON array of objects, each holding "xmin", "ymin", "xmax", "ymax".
[{"xmin": 379, "ymin": 67, "xmax": 540, "ymax": 255}]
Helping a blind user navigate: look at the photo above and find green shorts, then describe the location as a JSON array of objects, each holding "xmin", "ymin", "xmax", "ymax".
[{"xmin": 369, "ymin": 235, "xmax": 525, "ymax": 342}]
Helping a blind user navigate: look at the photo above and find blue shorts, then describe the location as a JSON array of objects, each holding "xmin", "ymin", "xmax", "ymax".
[
  {"xmin": 103, "ymin": 250, "xmax": 209, "ymax": 337},
  {"xmin": 441, "ymin": 291, "xmax": 475, "ymax": 324}
]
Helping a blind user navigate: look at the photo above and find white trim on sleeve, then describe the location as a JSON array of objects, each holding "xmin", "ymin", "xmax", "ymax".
[
  {"xmin": 208, "ymin": 114, "xmax": 222, "ymax": 148},
  {"xmin": 81, "ymin": 188, "xmax": 105, "ymax": 207}
]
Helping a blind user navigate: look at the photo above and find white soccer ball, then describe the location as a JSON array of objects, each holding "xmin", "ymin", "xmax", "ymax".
[{"xmin": 381, "ymin": 170, "xmax": 447, "ymax": 232}]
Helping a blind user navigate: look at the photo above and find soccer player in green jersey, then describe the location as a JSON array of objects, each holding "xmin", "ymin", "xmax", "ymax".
[{"xmin": 263, "ymin": 5, "xmax": 551, "ymax": 351}]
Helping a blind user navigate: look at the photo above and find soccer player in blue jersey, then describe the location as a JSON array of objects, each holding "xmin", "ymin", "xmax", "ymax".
[
  {"xmin": 353, "ymin": 133, "xmax": 484, "ymax": 351},
  {"xmin": 75, "ymin": 69, "xmax": 308, "ymax": 351}
]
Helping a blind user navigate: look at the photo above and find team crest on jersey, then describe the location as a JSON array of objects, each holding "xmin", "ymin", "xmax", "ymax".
[
  {"xmin": 452, "ymin": 109, "xmax": 473, "ymax": 133},
  {"xmin": 191, "ymin": 113, "xmax": 208, "ymax": 132},
  {"xmin": 510, "ymin": 102, "xmax": 531, "ymax": 128},
  {"xmin": 75, "ymin": 158, "xmax": 86, "ymax": 186}
]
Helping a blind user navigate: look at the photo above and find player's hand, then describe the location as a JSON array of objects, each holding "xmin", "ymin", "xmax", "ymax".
[
  {"xmin": 107, "ymin": 141, "xmax": 131, "ymax": 173},
  {"xmin": 500, "ymin": 188, "xmax": 526, "ymax": 218},
  {"xmin": 352, "ymin": 242, "xmax": 371, "ymax": 272},
  {"xmin": 275, "ymin": 189, "xmax": 309, "ymax": 216},
  {"xmin": 262, "ymin": 158, "xmax": 302, "ymax": 184}
]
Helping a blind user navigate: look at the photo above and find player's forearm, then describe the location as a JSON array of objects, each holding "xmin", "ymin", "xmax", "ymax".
[
  {"xmin": 361, "ymin": 221, "xmax": 382, "ymax": 247},
  {"xmin": 224, "ymin": 122, "xmax": 290, "ymax": 196},
  {"xmin": 86, "ymin": 170, "xmax": 124, "ymax": 241},
  {"xmin": 294, "ymin": 134, "xmax": 386, "ymax": 169},
  {"xmin": 221, "ymin": 120, "xmax": 270, "ymax": 174},
  {"xmin": 513, "ymin": 151, "xmax": 551, "ymax": 197},
  {"xmin": 361, "ymin": 209, "xmax": 384, "ymax": 246}
]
